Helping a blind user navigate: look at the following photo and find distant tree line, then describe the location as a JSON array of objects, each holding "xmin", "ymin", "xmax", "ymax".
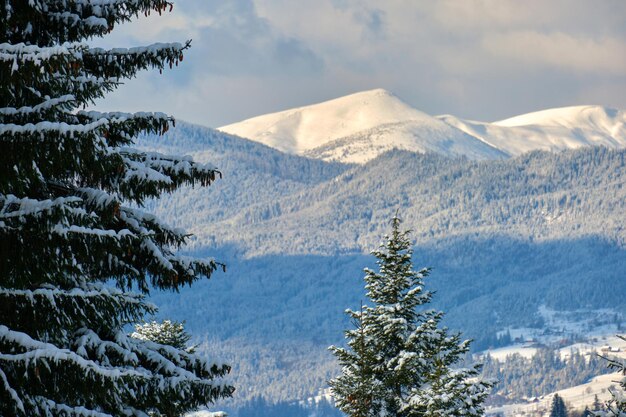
[
  {"xmin": 237, "ymin": 396, "xmax": 342, "ymax": 417},
  {"xmin": 482, "ymin": 348, "xmax": 614, "ymax": 401}
]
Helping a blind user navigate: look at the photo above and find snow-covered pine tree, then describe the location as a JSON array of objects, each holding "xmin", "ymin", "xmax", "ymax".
[
  {"xmin": 329, "ymin": 303, "xmax": 384, "ymax": 417},
  {"xmin": 132, "ymin": 320, "xmax": 194, "ymax": 351},
  {"xmin": 329, "ymin": 215, "xmax": 492, "ymax": 417},
  {"xmin": 0, "ymin": 1, "xmax": 234, "ymax": 416}
]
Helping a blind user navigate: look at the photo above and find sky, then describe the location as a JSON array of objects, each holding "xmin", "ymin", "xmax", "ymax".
[{"xmin": 95, "ymin": 0, "xmax": 626, "ymax": 127}]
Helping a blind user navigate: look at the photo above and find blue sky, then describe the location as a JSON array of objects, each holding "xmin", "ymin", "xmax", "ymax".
[{"xmin": 95, "ymin": 0, "xmax": 626, "ymax": 127}]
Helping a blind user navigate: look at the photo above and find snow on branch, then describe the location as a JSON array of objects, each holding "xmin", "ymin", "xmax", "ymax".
[
  {"xmin": 0, "ymin": 325, "xmax": 148, "ymax": 380},
  {"xmin": 52, "ymin": 224, "xmax": 135, "ymax": 239},
  {"xmin": 46, "ymin": 12, "xmax": 108, "ymax": 30},
  {"xmin": 87, "ymin": 42, "xmax": 183, "ymax": 57},
  {"xmin": 0, "ymin": 195, "xmax": 84, "ymax": 220},
  {"xmin": 119, "ymin": 206, "xmax": 185, "ymax": 242},
  {"xmin": 126, "ymin": 333, "xmax": 231, "ymax": 380},
  {"xmin": 0, "ymin": 286, "xmax": 151, "ymax": 324},
  {"xmin": 118, "ymin": 147, "xmax": 220, "ymax": 189},
  {"xmin": 0, "ymin": 119, "xmax": 110, "ymax": 137},
  {"xmin": 0, "ymin": 112, "xmax": 170, "ymax": 142},
  {"xmin": 0, "ymin": 368, "xmax": 24, "ymax": 413},
  {"xmin": 76, "ymin": 188, "xmax": 118, "ymax": 210},
  {"xmin": 0, "ymin": 95, "xmax": 76, "ymax": 116},
  {"xmin": 35, "ymin": 398, "xmax": 114, "ymax": 417},
  {"xmin": 79, "ymin": 110, "xmax": 170, "ymax": 123}
]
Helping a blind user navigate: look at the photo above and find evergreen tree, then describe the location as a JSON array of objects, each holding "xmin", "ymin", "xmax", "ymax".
[
  {"xmin": 549, "ymin": 394, "xmax": 567, "ymax": 417},
  {"xmin": 329, "ymin": 215, "xmax": 492, "ymax": 417},
  {"xmin": 329, "ymin": 303, "xmax": 384, "ymax": 417},
  {"xmin": 592, "ymin": 394, "xmax": 603, "ymax": 413},
  {"xmin": 0, "ymin": 1, "xmax": 234, "ymax": 416},
  {"xmin": 132, "ymin": 319, "xmax": 194, "ymax": 351}
]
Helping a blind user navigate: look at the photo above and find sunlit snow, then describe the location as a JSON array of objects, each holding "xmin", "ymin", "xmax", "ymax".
[{"xmin": 219, "ymin": 89, "xmax": 626, "ymax": 164}]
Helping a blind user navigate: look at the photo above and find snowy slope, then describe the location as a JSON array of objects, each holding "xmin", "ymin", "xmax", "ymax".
[
  {"xmin": 219, "ymin": 89, "xmax": 626, "ymax": 163},
  {"xmin": 487, "ymin": 372, "xmax": 624, "ymax": 417},
  {"xmin": 440, "ymin": 105, "xmax": 626, "ymax": 156},
  {"xmin": 219, "ymin": 89, "xmax": 421, "ymax": 153},
  {"xmin": 218, "ymin": 89, "xmax": 506, "ymax": 162},
  {"xmin": 304, "ymin": 120, "xmax": 507, "ymax": 163}
]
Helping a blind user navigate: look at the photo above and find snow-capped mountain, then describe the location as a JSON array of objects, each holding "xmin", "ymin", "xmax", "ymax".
[
  {"xmin": 440, "ymin": 105, "xmax": 626, "ymax": 157},
  {"xmin": 218, "ymin": 89, "xmax": 626, "ymax": 163}
]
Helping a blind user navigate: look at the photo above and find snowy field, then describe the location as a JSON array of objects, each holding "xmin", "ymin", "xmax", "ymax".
[{"xmin": 486, "ymin": 372, "xmax": 624, "ymax": 417}]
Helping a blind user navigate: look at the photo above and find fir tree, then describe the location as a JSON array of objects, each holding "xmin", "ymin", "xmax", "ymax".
[
  {"xmin": 132, "ymin": 320, "xmax": 194, "ymax": 351},
  {"xmin": 329, "ymin": 215, "xmax": 492, "ymax": 417},
  {"xmin": 329, "ymin": 303, "xmax": 385, "ymax": 417},
  {"xmin": 549, "ymin": 394, "xmax": 567, "ymax": 417},
  {"xmin": 0, "ymin": 1, "xmax": 234, "ymax": 416}
]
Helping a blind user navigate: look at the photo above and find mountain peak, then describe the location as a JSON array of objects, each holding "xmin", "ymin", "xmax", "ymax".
[
  {"xmin": 218, "ymin": 91, "xmax": 626, "ymax": 163},
  {"xmin": 343, "ymin": 87, "xmax": 395, "ymax": 98},
  {"xmin": 218, "ymin": 88, "xmax": 433, "ymax": 155},
  {"xmin": 494, "ymin": 105, "xmax": 624, "ymax": 129}
]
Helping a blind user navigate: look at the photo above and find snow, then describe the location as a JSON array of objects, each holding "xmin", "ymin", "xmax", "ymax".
[
  {"xmin": 304, "ymin": 120, "xmax": 507, "ymax": 163},
  {"xmin": 218, "ymin": 89, "xmax": 626, "ymax": 163},
  {"xmin": 0, "ymin": 195, "xmax": 84, "ymax": 219},
  {"xmin": 487, "ymin": 373, "xmax": 624, "ymax": 417},
  {"xmin": 220, "ymin": 89, "xmax": 425, "ymax": 153},
  {"xmin": 0, "ymin": 95, "xmax": 75, "ymax": 115},
  {"xmin": 185, "ymin": 410, "xmax": 228, "ymax": 417},
  {"xmin": 440, "ymin": 105, "xmax": 626, "ymax": 157},
  {"xmin": 0, "ymin": 325, "xmax": 146, "ymax": 380},
  {"xmin": 219, "ymin": 89, "xmax": 505, "ymax": 163},
  {"xmin": 0, "ymin": 42, "xmax": 82, "ymax": 62},
  {"xmin": 185, "ymin": 411, "xmax": 227, "ymax": 417},
  {"xmin": 0, "ymin": 368, "xmax": 24, "ymax": 413},
  {"xmin": 480, "ymin": 306, "xmax": 626, "ymax": 362},
  {"xmin": 1, "ymin": 119, "xmax": 109, "ymax": 137},
  {"xmin": 494, "ymin": 105, "xmax": 623, "ymax": 130},
  {"xmin": 484, "ymin": 344, "xmax": 539, "ymax": 361}
]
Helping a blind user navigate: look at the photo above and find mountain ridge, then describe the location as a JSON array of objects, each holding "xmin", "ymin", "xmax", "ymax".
[{"xmin": 217, "ymin": 89, "xmax": 626, "ymax": 163}]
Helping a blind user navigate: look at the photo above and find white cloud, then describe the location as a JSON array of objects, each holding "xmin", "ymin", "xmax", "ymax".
[
  {"xmin": 94, "ymin": 0, "xmax": 626, "ymax": 125},
  {"xmin": 482, "ymin": 31, "xmax": 626, "ymax": 75}
]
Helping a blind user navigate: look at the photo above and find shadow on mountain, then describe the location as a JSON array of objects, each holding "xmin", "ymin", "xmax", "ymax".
[{"xmin": 150, "ymin": 234, "xmax": 626, "ymax": 351}]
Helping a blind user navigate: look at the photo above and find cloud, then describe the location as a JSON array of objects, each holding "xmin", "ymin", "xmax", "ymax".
[
  {"xmin": 429, "ymin": 0, "xmax": 626, "ymax": 34},
  {"xmin": 482, "ymin": 31, "xmax": 626, "ymax": 75},
  {"xmin": 94, "ymin": 0, "xmax": 626, "ymax": 126}
]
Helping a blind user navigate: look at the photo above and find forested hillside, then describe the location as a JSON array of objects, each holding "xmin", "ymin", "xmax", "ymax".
[{"xmin": 137, "ymin": 123, "xmax": 626, "ymax": 409}]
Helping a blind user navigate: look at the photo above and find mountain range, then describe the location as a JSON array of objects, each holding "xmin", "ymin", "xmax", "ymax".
[
  {"xmin": 218, "ymin": 88, "xmax": 626, "ymax": 163},
  {"xmin": 135, "ymin": 90, "xmax": 626, "ymax": 412}
]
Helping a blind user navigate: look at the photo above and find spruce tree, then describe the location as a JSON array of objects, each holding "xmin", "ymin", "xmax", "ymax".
[
  {"xmin": 329, "ymin": 303, "xmax": 385, "ymax": 417},
  {"xmin": 329, "ymin": 215, "xmax": 492, "ymax": 417},
  {"xmin": 132, "ymin": 320, "xmax": 194, "ymax": 351},
  {"xmin": 0, "ymin": 1, "xmax": 234, "ymax": 416},
  {"xmin": 550, "ymin": 394, "xmax": 567, "ymax": 417}
]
